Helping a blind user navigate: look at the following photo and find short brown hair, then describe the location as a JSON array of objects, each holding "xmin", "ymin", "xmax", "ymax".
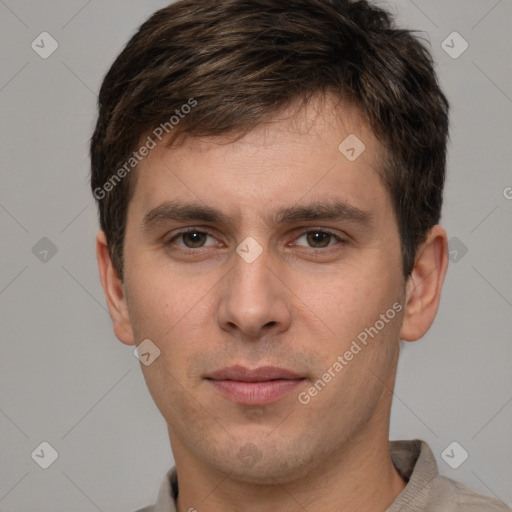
[{"xmin": 90, "ymin": 0, "xmax": 449, "ymax": 280}]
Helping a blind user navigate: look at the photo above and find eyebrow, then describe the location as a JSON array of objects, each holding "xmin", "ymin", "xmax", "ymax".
[{"xmin": 141, "ymin": 199, "xmax": 375, "ymax": 233}]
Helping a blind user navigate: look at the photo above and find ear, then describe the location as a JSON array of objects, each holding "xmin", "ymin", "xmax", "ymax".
[
  {"xmin": 96, "ymin": 230, "xmax": 135, "ymax": 345},
  {"xmin": 400, "ymin": 225, "xmax": 448, "ymax": 342}
]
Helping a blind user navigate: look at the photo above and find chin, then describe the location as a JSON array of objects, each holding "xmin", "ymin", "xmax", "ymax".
[
  {"xmin": 225, "ymin": 462, "xmax": 306, "ymax": 486},
  {"xmin": 208, "ymin": 439, "xmax": 314, "ymax": 485}
]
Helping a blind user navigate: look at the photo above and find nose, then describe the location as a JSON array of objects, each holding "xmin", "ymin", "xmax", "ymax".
[{"xmin": 216, "ymin": 248, "xmax": 292, "ymax": 339}]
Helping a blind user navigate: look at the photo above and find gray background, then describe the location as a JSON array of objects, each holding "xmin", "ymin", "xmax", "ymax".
[{"xmin": 1, "ymin": 0, "xmax": 511, "ymax": 510}]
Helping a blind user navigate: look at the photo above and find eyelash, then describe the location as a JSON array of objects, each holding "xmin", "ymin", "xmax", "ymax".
[{"xmin": 164, "ymin": 227, "xmax": 347, "ymax": 256}]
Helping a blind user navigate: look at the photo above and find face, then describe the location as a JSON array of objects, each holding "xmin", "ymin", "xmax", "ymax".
[{"xmin": 119, "ymin": 98, "xmax": 407, "ymax": 483}]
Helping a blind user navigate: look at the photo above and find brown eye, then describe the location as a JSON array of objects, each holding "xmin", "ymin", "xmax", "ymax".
[
  {"xmin": 306, "ymin": 231, "xmax": 332, "ymax": 248},
  {"xmin": 180, "ymin": 231, "xmax": 209, "ymax": 248},
  {"xmin": 166, "ymin": 230, "xmax": 216, "ymax": 250},
  {"xmin": 294, "ymin": 230, "xmax": 341, "ymax": 249}
]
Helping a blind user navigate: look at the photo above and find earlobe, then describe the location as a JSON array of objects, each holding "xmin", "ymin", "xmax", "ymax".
[
  {"xmin": 95, "ymin": 230, "xmax": 135, "ymax": 345},
  {"xmin": 400, "ymin": 225, "xmax": 448, "ymax": 342}
]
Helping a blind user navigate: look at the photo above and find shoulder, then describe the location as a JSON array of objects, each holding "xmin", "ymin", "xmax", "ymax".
[{"xmin": 430, "ymin": 474, "xmax": 511, "ymax": 511}]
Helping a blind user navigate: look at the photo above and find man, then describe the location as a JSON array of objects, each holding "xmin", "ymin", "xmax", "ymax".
[{"xmin": 90, "ymin": 0, "xmax": 510, "ymax": 510}]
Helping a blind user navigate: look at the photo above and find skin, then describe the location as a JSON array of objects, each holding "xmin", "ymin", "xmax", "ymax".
[{"xmin": 96, "ymin": 96, "xmax": 448, "ymax": 512}]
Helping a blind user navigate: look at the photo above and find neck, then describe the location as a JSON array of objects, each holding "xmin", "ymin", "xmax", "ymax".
[{"xmin": 170, "ymin": 393, "xmax": 406, "ymax": 512}]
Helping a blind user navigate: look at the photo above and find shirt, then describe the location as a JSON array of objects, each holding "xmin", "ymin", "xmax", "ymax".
[{"xmin": 135, "ymin": 439, "xmax": 511, "ymax": 511}]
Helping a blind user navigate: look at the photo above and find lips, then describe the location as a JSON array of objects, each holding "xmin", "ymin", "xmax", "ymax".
[
  {"xmin": 205, "ymin": 365, "xmax": 305, "ymax": 406},
  {"xmin": 205, "ymin": 365, "xmax": 304, "ymax": 382}
]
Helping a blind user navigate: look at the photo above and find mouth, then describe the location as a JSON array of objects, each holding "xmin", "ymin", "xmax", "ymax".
[{"xmin": 204, "ymin": 365, "xmax": 306, "ymax": 406}]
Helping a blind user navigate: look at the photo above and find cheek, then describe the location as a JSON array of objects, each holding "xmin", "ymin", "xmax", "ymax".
[
  {"xmin": 125, "ymin": 272, "xmax": 221, "ymax": 411},
  {"xmin": 304, "ymin": 271, "xmax": 403, "ymax": 411},
  {"xmin": 140, "ymin": 358, "xmax": 210, "ymax": 441},
  {"xmin": 125, "ymin": 261, "xmax": 210, "ymax": 339},
  {"xmin": 295, "ymin": 263, "xmax": 392, "ymax": 337}
]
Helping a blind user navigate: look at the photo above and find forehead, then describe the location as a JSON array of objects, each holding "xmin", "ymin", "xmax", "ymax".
[{"xmin": 128, "ymin": 96, "xmax": 390, "ymax": 227}]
